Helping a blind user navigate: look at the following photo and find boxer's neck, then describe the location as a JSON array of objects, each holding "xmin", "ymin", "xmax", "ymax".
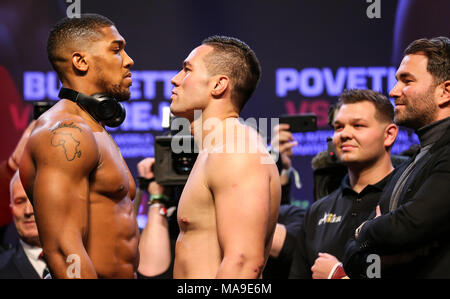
[{"xmin": 191, "ymin": 113, "xmax": 240, "ymax": 152}]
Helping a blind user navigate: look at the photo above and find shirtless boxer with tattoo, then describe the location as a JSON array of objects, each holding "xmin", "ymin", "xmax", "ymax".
[
  {"xmin": 170, "ymin": 36, "xmax": 281, "ymax": 278},
  {"xmin": 19, "ymin": 14, "xmax": 138, "ymax": 278}
]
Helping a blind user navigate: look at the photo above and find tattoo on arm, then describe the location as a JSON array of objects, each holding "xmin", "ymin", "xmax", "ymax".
[
  {"xmin": 51, "ymin": 122, "xmax": 82, "ymax": 133},
  {"xmin": 50, "ymin": 122, "xmax": 83, "ymax": 161}
]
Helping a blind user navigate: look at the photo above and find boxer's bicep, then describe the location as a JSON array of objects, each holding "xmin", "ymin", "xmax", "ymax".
[
  {"xmin": 208, "ymin": 153, "xmax": 269, "ymax": 277},
  {"xmin": 33, "ymin": 166, "xmax": 98, "ymax": 278},
  {"xmin": 33, "ymin": 166, "xmax": 90, "ymax": 246}
]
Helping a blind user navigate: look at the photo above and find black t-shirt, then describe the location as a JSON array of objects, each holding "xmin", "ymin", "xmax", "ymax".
[{"xmin": 263, "ymin": 204, "xmax": 305, "ymax": 279}]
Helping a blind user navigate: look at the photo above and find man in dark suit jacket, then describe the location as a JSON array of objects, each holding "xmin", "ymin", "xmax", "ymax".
[
  {"xmin": 0, "ymin": 243, "xmax": 42, "ymax": 279},
  {"xmin": 0, "ymin": 171, "xmax": 47, "ymax": 279},
  {"xmin": 343, "ymin": 36, "xmax": 450, "ymax": 278}
]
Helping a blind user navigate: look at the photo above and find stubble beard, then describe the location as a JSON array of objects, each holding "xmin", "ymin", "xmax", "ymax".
[
  {"xmin": 96, "ymin": 68, "xmax": 131, "ymax": 101},
  {"xmin": 394, "ymin": 85, "xmax": 437, "ymax": 130}
]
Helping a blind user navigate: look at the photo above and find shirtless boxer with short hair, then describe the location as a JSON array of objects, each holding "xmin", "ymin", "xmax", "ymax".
[
  {"xmin": 19, "ymin": 14, "xmax": 138, "ymax": 278},
  {"xmin": 170, "ymin": 36, "xmax": 281, "ymax": 278}
]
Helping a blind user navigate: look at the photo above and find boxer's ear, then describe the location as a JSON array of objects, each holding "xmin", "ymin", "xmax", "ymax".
[
  {"xmin": 437, "ymin": 80, "xmax": 450, "ymax": 107},
  {"xmin": 210, "ymin": 75, "xmax": 229, "ymax": 97},
  {"xmin": 71, "ymin": 52, "xmax": 89, "ymax": 72}
]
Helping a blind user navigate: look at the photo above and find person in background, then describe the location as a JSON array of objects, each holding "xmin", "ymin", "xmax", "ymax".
[
  {"xmin": 289, "ymin": 89, "xmax": 398, "ymax": 279},
  {"xmin": 344, "ymin": 36, "xmax": 450, "ymax": 278},
  {"xmin": 0, "ymin": 171, "xmax": 48, "ymax": 279},
  {"xmin": 0, "ymin": 121, "xmax": 35, "ymax": 247},
  {"xmin": 135, "ymin": 157, "xmax": 173, "ymax": 279},
  {"xmin": 263, "ymin": 123, "xmax": 305, "ymax": 279}
]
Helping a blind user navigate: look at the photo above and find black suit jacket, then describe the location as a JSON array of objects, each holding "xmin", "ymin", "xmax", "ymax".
[
  {"xmin": 0, "ymin": 243, "xmax": 41, "ymax": 279},
  {"xmin": 344, "ymin": 124, "xmax": 450, "ymax": 278}
]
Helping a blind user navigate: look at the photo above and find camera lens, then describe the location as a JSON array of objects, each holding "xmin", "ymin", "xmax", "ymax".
[{"xmin": 173, "ymin": 154, "xmax": 196, "ymax": 175}]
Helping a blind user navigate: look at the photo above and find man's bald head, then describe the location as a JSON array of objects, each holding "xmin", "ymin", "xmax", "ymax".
[{"xmin": 47, "ymin": 13, "xmax": 115, "ymax": 81}]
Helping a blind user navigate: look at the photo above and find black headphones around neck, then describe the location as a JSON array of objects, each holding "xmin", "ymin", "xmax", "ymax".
[{"xmin": 58, "ymin": 87, "xmax": 126, "ymax": 128}]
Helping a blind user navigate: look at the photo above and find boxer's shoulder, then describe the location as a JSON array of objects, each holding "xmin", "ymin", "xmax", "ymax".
[
  {"xmin": 27, "ymin": 109, "xmax": 100, "ymax": 167},
  {"xmin": 32, "ymin": 99, "xmax": 101, "ymax": 135},
  {"xmin": 30, "ymin": 114, "xmax": 94, "ymax": 146}
]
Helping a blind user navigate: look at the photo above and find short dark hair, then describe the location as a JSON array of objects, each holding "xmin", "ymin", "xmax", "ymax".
[
  {"xmin": 336, "ymin": 89, "xmax": 394, "ymax": 124},
  {"xmin": 47, "ymin": 13, "xmax": 115, "ymax": 80},
  {"xmin": 202, "ymin": 35, "xmax": 261, "ymax": 111},
  {"xmin": 404, "ymin": 36, "xmax": 450, "ymax": 84}
]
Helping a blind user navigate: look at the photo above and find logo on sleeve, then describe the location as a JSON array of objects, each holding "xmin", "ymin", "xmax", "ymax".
[{"xmin": 318, "ymin": 212, "xmax": 342, "ymax": 226}]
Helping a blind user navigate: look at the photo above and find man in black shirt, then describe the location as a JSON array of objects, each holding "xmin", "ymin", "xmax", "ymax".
[
  {"xmin": 289, "ymin": 89, "xmax": 399, "ymax": 279},
  {"xmin": 343, "ymin": 37, "xmax": 450, "ymax": 278}
]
